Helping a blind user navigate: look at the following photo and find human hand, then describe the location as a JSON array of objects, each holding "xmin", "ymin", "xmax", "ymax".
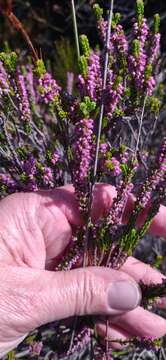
[{"xmin": 0, "ymin": 184, "xmax": 165, "ymax": 356}]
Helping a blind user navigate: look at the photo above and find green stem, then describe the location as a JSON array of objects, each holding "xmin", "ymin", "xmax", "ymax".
[{"xmin": 71, "ymin": 0, "xmax": 80, "ymax": 61}]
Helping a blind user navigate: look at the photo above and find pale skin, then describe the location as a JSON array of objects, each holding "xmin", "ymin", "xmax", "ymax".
[{"xmin": 0, "ymin": 183, "xmax": 165, "ymax": 355}]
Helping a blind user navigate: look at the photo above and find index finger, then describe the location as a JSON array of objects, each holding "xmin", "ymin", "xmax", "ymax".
[
  {"xmin": 40, "ymin": 183, "xmax": 116, "ymax": 227},
  {"xmin": 123, "ymin": 194, "xmax": 166, "ymax": 238}
]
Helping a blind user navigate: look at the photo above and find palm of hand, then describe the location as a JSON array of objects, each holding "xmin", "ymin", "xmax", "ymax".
[{"xmin": 0, "ymin": 187, "xmax": 77, "ymax": 270}]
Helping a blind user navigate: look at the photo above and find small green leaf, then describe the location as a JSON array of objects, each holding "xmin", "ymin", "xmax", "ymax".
[
  {"xmin": 79, "ymin": 35, "xmax": 90, "ymax": 58},
  {"xmin": 93, "ymin": 4, "xmax": 103, "ymax": 21},
  {"xmin": 120, "ymin": 163, "xmax": 129, "ymax": 177},
  {"xmin": 34, "ymin": 59, "xmax": 46, "ymax": 77},
  {"xmin": 154, "ymin": 14, "xmax": 160, "ymax": 34},
  {"xmin": 78, "ymin": 55, "xmax": 88, "ymax": 78},
  {"xmin": 136, "ymin": 0, "xmax": 144, "ymax": 27},
  {"xmin": 132, "ymin": 40, "xmax": 140, "ymax": 58}
]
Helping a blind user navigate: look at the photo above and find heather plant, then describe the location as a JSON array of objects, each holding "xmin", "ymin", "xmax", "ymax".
[{"xmin": 0, "ymin": 0, "xmax": 166, "ymax": 359}]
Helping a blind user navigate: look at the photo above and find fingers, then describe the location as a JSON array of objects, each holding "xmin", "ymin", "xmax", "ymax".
[
  {"xmin": 37, "ymin": 183, "xmax": 116, "ymax": 266},
  {"xmin": 39, "ymin": 183, "xmax": 116, "ymax": 227},
  {"xmin": 121, "ymin": 256, "xmax": 166, "ymax": 285},
  {"xmin": 109, "ymin": 306, "xmax": 166, "ymax": 339},
  {"xmin": 121, "ymin": 256, "xmax": 166, "ymax": 308},
  {"xmin": 32, "ymin": 267, "xmax": 141, "ymax": 325},
  {"xmin": 123, "ymin": 194, "xmax": 166, "ymax": 238},
  {"xmin": 5, "ymin": 267, "xmax": 141, "ymax": 328},
  {"xmin": 95, "ymin": 257, "xmax": 166, "ymax": 348},
  {"xmin": 43, "ymin": 185, "xmax": 166, "ymax": 238},
  {"xmin": 109, "ymin": 256, "xmax": 166, "ymax": 339}
]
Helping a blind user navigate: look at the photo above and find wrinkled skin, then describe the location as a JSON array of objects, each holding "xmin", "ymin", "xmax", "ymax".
[{"xmin": 0, "ymin": 183, "xmax": 165, "ymax": 355}]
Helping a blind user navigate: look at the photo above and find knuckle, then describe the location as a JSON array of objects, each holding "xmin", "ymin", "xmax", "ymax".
[{"xmin": 77, "ymin": 269, "xmax": 96, "ymax": 315}]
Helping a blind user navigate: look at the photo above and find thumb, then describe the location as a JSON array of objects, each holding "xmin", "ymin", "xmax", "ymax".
[{"xmin": 35, "ymin": 267, "xmax": 142, "ymax": 322}]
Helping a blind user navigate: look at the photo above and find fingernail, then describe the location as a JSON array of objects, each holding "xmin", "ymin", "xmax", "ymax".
[{"xmin": 108, "ymin": 281, "xmax": 142, "ymax": 313}]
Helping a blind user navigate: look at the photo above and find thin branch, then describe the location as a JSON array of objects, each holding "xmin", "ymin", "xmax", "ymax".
[
  {"xmin": 93, "ymin": 0, "xmax": 114, "ymax": 182},
  {"xmin": 135, "ymin": 95, "xmax": 147, "ymax": 156},
  {"xmin": 2, "ymin": 9, "xmax": 38, "ymax": 61},
  {"xmin": 71, "ymin": 0, "xmax": 80, "ymax": 61},
  {"xmin": 83, "ymin": 0, "xmax": 114, "ymax": 267},
  {"xmin": 0, "ymin": 113, "xmax": 23, "ymax": 172}
]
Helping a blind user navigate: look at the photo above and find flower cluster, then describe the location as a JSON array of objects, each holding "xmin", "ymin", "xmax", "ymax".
[
  {"xmin": 17, "ymin": 72, "xmax": 31, "ymax": 122},
  {"xmin": 78, "ymin": 52, "xmax": 102, "ymax": 102},
  {"xmin": 0, "ymin": 61, "xmax": 10, "ymax": 96},
  {"xmin": 38, "ymin": 72, "xmax": 61, "ymax": 104},
  {"xmin": 129, "ymin": 18, "xmax": 149, "ymax": 91},
  {"xmin": 67, "ymin": 327, "xmax": 92, "ymax": 356},
  {"xmin": 72, "ymin": 118, "xmax": 94, "ymax": 215},
  {"xmin": 29, "ymin": 341, "xmax": 43, "ymax": 356}
]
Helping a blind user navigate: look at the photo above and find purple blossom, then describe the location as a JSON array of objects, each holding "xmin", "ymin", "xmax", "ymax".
[
  {"xmin": 25, "ymin": 65, "xmax": 36, "ymax": 103},
  {"xmin": 133, "ymin": 18, "xmax": 149, "ymax": 45},
  {"xmin": 120, "ymin": 151, "xmax": 129, "ymax": 164},
  {"xmin": 21, "ymin": 155, "xmax": 39, "ymax": 191},
  {"xmin": 100, "ymin": 142, "xmax": 108, "ymax": 155},
  {"xmin": 97, "ymin": 19, "xmax": 108, "ymax": 44},
  {"xmin": 22, "ymin": 155, "xmax": 37, "ymax": 179},
  {"xmin": 29, "ymin": 341, "xmax": 43, "ymax": 356},
  {"xmin": 149, "ymin": 33, "xmax": 161, "ymax": 64},
  {"xmin": 55, "ymin": 238, "xmax": 83, "ymax": 271},
  {"xmin": 147, "ymin": 76, "xmax": 155, "ymax": 96},
  {"xmin": 111, "ymin": 157, "xmax": 121, "ymax": 176},
  {"xmin": 108, "ymin": 181, "xmax": 134, "ymax": 227},
  {"xmin": 43, "ymin": 166, "xmax": 54, "ymax": 187},
  {"xmin": 129, "ymin": 18, "xmax": 149, "ymax": 92},
  {"xmin": 0, "ymin": 61, "xmax": 10, "ymax": 96},
  {"xmin": 106, "ymin": 81, "xmax": 124, "ymax": 118},
  {"xmin": 135, "ymin": 137, "xmax": 166, "ymax": 209},
  {"xmin": 111, "ymin": 24, "xmax": 128, "ymax": 56},
  {"xmin": 0, "ymin": 174, "xmax": 17, "ymax": 192},
  {"xmin": 51, "ymin": 151, "xmax": 60, "ymax": 165},
  {"xmin": 38, "ymin": 72, "xmax": 61, "ymax": 104},
  {"xmin": 72, "ymin": 118, "xmax": 94, "ymax": 215},
  {"xmin": 17, "ymin": 72, "xmax": 31, "ymax": 121},
  {"xmin": 67, "ymin": 327, "xmax": 92, "ymax": 355},
  {"xmin": 129, "ymin": 52, "xmax": 147, "ymax": 91},
  {"xmin": 78, "ymin": 52, "xmax": 102, "ymax": 102},
  {"xmin": 98, "ymin": 20, "xmax": 128, "ymax": 56}
]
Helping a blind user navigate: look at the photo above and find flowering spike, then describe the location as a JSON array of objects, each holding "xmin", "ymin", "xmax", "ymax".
[{"xmin": 72, "ymin": 118, "xmax": 94, "ymax": 216}]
